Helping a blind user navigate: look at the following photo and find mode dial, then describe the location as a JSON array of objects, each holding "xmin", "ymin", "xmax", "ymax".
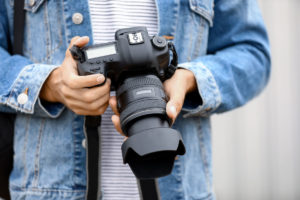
[{"xmin": 152, "ymin": 36, "xmax": 167, "ymax": 49}]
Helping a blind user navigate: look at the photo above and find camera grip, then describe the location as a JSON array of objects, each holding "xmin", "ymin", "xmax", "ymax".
[
  {"xmin": 77, "ymin": 61, "xmax": 107, "ymax": 86},
  {"xmin": 70, "ymin": 45, "xmax": 107, "ymax": 82}
]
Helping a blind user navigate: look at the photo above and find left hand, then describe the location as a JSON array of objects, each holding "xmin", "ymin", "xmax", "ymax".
[
  {"xmin": 109, "ymin": 68, "xmax": 197, "ymax": 135},
  {"xmin": 163, "ymin": 68, "xmax": 197, "ymax": 123}
]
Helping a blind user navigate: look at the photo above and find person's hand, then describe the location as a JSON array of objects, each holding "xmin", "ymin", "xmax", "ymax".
[
  {"xmin": 109, "ymin": 96, "xmax": 125, "ymax": 136},
  {"xmin": 109, "ymin": 68, "xmax": 197, "ymax": 135},
  {"xmin": 40, "ymin": 36, "xmax": 111, "ymax": 116},
  {"xmin": 163, "ymin": 68, "xmax": 197, "ymax": 122}
]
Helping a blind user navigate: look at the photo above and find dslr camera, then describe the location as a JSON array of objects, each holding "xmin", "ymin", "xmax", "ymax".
[{"xmin": 70, "ymin": 27, "xmax": 185, "ymax": 179}]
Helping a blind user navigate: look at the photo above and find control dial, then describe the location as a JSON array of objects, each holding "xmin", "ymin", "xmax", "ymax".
[{"xmin": 152, "ymin": 36, "xmax": 167, "ymax": 49}]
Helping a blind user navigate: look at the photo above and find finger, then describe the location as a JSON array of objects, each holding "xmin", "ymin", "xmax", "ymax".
[
  {"xmin": 166, "ymin": 89, "xmax": 185, "ymax": 123},
  {"xmin": 61, "ymin": 78, "xmax": 110, "ymax": 103},
  {"xmin": 69, "ymin": 36, "xmax": 80, "ymax": 47},
  {"xmin": 70, "ymin": 103, "xmax": 108, "ymax": 116},
  {"xmin": 66, "ymin": 36, "xmax": 90, "ymax": 58},
  {"xmin": 88, "ymin": 93, "xmax": 110, "ymax": 111},
  {"xmin": 109, "ymin": 96, "xmax": 120, "ymax": 116},
  {"xmin": 111, "ymin": 115, "xmax": 125, "ymax": 136},
  {"xmin": 66, "ymin": 73, "xmax": 107, "ymax": 89},
  {"xmin": 81, "ymin": 81, "xmax": 111, "ymax": 103},
  {"xmin": 69, "ymin": 93, "xmax": 110, "ymax": 111},
  {"xmin": 61, "ymin": 51, "xmax": 106, "ymax": 86},
  {"xmin": 69, "ymin": 36, "xmax": 90, "ymax": 48}
]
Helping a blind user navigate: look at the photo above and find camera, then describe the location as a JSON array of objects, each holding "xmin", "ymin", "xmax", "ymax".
[{"xmin": 70, "ymin": 27, "xmax": 185, "ymax": 179}]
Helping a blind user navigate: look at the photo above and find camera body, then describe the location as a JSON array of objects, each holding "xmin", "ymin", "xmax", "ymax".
[
  {"xmin": 70, "ymin": 27, "xmax": 185, "ymax": 179},
  {"xmin": 71, "ymin": 27, "xmax": 176, "ymax": 88}
]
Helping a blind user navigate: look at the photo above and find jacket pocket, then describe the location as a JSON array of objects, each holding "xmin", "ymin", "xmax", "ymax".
[{"xmin": 189, "ymin": 0, "xmax": 214, "ymax": 26}]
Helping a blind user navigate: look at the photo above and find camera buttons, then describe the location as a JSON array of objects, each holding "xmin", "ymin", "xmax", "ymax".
[{"xmin": 152, "ymin": 36, "xmax": 167, "ymax": 49}]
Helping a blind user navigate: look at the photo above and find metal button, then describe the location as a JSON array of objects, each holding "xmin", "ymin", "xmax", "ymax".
[
  {"xmin": 82, "ymin": 139, "xmax": 86, "ymax": 149},
  {"xmin": 72, "ymin": 13, "xmax": 83, "ymax": 25},
  {"xmin": 29, "ymin": 0, "xmax": 35, "ymax": 7}
]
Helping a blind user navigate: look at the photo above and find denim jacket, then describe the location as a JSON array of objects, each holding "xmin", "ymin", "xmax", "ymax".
[{"xmin": 0, "ymin": 0, "xmax": 270, "ymax": 199}]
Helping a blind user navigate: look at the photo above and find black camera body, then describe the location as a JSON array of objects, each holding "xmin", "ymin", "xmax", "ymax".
[
  {"xmin": 71, "ymin": 27, "xmax": 176, "ymax": 88},
  {"xmin": 70, "ymin": 27, "xmax": 185, "ymax": 179}
]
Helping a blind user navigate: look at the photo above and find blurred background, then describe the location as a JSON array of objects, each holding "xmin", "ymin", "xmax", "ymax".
[{"xmin": 212, "ymin": 0, "xmax": 300, "ymax": 199}]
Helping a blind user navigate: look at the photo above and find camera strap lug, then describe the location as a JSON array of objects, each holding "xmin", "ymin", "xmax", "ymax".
[
  {"xmin": 168, "ymin": 42, "xmax": 178, "ymax": 67},
  {"xmin": 165, "ymin": 42, "xmax": 178, "ymax": 79}
]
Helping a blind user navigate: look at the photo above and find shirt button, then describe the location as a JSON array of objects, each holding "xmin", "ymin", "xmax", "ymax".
[
  {"xmin": 82, "ymin": 138, "xmax": 86, "ymax": 149},
  {"xmin": 72, "ymin": 13, "xmax": 83, "ymax": 24},
  {"xmin": 29, "ymin": 0, "xmax": 35, "ymax": 7}
]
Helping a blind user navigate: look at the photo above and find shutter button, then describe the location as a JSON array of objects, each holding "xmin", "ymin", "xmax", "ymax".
[
  {"xmin": 72, "ymin": 13, "xmax": 84, "ymax": 24},
  {"xmin": 17, "ymin": 88, "xmax": 29, "ymax": 105},
  {"xmin": 152, "ymin": 36, "xmax": 167, "ymax": 49}
]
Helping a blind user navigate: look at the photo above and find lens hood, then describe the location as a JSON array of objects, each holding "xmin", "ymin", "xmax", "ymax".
[{"xmin": 121, "ymin": 127, "xmax": 185, "ymax": 179}]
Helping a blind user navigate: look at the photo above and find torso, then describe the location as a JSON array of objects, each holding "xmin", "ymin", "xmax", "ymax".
[{"xmin": 88, "ymin": 0, "xmax": 158, "ymax": 199}]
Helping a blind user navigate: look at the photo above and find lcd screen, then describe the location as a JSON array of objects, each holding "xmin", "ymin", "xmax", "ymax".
[{"xmin": 86, "ymin": 43, "xmax": 116, "ymax": 59}]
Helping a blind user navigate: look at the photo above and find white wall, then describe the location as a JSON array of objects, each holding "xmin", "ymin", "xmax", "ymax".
[{"xmin": 212, "ymin": 0, "xmax": 300, "ymax": 199}]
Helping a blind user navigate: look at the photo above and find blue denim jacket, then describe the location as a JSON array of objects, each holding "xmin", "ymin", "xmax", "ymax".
[{"xmin": 0, "ymin": 0, "xmax": 270, "ymax": 199}]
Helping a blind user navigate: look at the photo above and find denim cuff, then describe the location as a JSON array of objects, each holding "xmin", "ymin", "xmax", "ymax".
[
  {"xmin": 179, "ymin": 62, "xmax": 221, "ymax": 117},
  {"xmin": 5, "ymin": 64, "xmax": 65, "ymax": 118}
]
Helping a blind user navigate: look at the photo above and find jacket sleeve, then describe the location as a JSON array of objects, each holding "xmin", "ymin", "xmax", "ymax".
[
  {"xmin": 0, "ymin": 2, "xmax": 64, "ymax": 118},
  {"xmin": 180, "ymin": 0, "xmax": 271, "ymax": 118}
]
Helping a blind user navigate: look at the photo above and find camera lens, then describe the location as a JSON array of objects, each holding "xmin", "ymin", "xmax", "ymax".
[{"xmin": 117, "ymin": 75, "xmax": 185, "ymax": 179}]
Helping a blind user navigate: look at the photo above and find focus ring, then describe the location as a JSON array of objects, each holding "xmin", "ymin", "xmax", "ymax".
[
  {"xmin": 120, "ymin": 98, "xmax": 166, "ymax": 125},
  {"xmin": 117, "ymin": 76, "xmax": 163, "ymax": 96}
]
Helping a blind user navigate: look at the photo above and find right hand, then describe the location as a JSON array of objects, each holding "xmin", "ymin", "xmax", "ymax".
[{"xmin": 40, "ymin": 36, "xmax": 111, "ymax": 116}]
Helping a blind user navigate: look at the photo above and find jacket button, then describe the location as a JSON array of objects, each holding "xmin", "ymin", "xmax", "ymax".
[
  {"xmin": 82, "ymin": 138, "xmax": 86, "ymax": 149},
  {"xmin": 29, "ymin": 0, "xmax": 35, "ymax": 7},
  {"xmin": 17, "ymin": 93, "xmax": 28, "ymax": 105},
  {"xmin": 72, "ymin": 13, "xmax": 83, "ymax": 24}
]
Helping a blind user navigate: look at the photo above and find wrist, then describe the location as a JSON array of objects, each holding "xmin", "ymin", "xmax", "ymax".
[
  {"xmin": 177, "ymin": 68, "xmax": 197, "ymax": 93},
  {"xmin": 40, "ymin": 67, "xmax": 63, "ymax": 103}
]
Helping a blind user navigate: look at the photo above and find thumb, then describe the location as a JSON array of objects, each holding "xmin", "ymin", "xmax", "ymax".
[
  {"xmin": 69, "ymin": 36, "xmax": 90, "ymax": 48},
  {"xmin": 65, "ymin": 36, "xmax": 90, "ymax": 58},
  {"xmin": 166, "ymin": 92, "xmax": 185, "ymax": 123}
]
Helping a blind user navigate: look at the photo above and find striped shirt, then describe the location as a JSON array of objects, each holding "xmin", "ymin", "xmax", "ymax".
[{"xmin": 88, "ymin": 0, "xmax": 158, "ymax": 199}]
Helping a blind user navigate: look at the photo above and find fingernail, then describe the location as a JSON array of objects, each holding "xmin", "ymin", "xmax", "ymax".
[
  {"xmin": 75, "ymin": 36, "xmax": 89, "ymax": 44},
  {"xmin": 170, "ymin": 105, "xmax": 177, "ymax": 116},
  {"xmin": 97, "ymin": 74, "xmax": 104, "ymax": 83}
]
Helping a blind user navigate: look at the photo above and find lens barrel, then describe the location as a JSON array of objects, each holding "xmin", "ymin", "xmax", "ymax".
[{"xmin": 117, "ymin": 75, "xmax": 185, "ymax": 179}]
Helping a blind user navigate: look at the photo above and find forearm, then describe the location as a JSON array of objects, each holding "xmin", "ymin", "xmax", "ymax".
[
  {"xmin": 0, "ymin": 51, "xmax": 65, "ymax": 118},
  {"xmin": 180, "ymin": 0, "xmax": 271, "ymax": 117},
  {"xmin": 0, "ymin": 2, "xmax": 65, "ymax": 118}
]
